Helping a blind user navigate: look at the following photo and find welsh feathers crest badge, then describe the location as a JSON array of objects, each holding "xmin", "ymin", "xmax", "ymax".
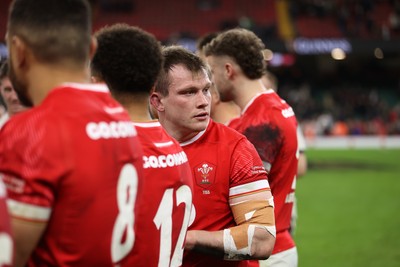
[{"xmin": 194, "ymin": 162, "xmax": 216, "ymax": 188}]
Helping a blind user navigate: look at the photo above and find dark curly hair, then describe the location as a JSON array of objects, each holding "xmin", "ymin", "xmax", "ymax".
[
  {"xmin": 204, "ymin": 28, "xmax": 265, "ymax": 79},
  {"xmin": 91, "ymin": 23, "xmax": 162, "ymax": 94}
]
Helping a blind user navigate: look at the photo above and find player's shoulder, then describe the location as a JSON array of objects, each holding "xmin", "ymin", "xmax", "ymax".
[
  {"xmin": 252, "ymin": 91, "xmax": 283, "ymax": 111},
  {"xmin": 245, "ymin": 92, "xmax": 296, "ymax": 123},
  {"xmin": 134, "ymin": 120, "xmax": 181, "ymax": 147},
  {"xmin": 6, "ymin": 106, "xmax": 62, "ymax": 138},
  {"xmin": 263, "ymin": 91, "xmax": 295, "ymax": 115},
  {"xmin": 0, "ymin": 106, "xmax": 49, "ymax": 138},
  {"xmin": 134, "ymin": 121, "xmax": 163, "ymax": 131},
  {"xmin": 0, "ymin": 108, "xmax": 63, "ymax": 171},
  {"xmin": 135, "ymin": 121, "xmax": 173, "ymax": 139}
]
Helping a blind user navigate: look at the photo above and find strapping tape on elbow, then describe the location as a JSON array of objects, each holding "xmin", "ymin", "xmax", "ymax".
[
  {"xmin": 223, "ymin": 224, "xmax": 276, "ymax": 260},
  {"xmin": 223, "ymin": 224, "xmax": 255, "ymax": 259}
]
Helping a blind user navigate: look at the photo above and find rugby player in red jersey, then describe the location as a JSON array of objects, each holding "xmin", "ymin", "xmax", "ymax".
[
  {"xmin": 0, "ymin": 1, "xmax": 144, "ymax": 266},
  {"xmin": 151, "ymin": 46, "xmax": 276, "ymax": 267},
  {"xmin": 91, "ymin": 24, "xmax": 194, "ymax": 266},
  {"xmin": 205, "ymin": 28, "xmax": 299, "ymax": 267}
]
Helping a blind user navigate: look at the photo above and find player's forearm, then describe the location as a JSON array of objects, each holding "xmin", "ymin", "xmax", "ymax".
[
  {"xmin": 184, "ymin": 226, "xmax": 275, "ymax": 260},
  {"xmin": 185, "ymin": 229, "xmax": 225, "ymax": 258},
  {"xmin": 223, "ymin": 224, "xmax": 275, "ymax": 260},
  {"xmin": 248, "ymin": 226, "xmax": 275, "ymax": 259}
]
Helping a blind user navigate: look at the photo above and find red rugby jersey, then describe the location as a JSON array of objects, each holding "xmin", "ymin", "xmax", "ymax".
[
  {"xmin": 0, "ymin": 83, "xmax": 144, "ymax": 266},
  {"xmin": 181, "ymin": 120, "xmax": 270, "ymax": 267},
  {"xmin": 228, "ymin": 90, "xmax": 298, "ymax": 254},
  {"xmin": 132, "ymin": 121, "xmax": 193, "ymax": 267}
]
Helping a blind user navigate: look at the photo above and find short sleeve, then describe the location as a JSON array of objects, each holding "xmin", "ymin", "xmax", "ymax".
[
  {"xmin": 229, "ymin": 137, "xmax": 268, "ymax": 189},
  {"xmin": 0, "ymin": 115, "xmax": 69, "ymax": 222}
]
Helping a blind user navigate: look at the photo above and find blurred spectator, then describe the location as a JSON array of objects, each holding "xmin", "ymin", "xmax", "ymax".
[
  {"xmin": 0, "ymin": 61, "xmax": 30, "ymax": 128},
  {"xmin": 331, "ymin": 120, "xmax": 349, "ymax": 136},
  {"xmin": 166, "ymin": 31, "xmax": 198, "ymax": 52},
  {"xmin": 389, "ymin": 6, "xmax": 400, "ymax": 32},
  {"xmin": 278, "ymin": 79, "xmax": 400, "ymax": 136}
]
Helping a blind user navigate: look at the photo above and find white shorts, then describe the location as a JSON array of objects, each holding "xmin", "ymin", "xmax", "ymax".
[
  {"xmin": 290, "ymin": 196, "xmax": 298, "ymax": 236},
  {"xmin": 259, "ymin": 247, "xmax": 298, "ymax": 267}
]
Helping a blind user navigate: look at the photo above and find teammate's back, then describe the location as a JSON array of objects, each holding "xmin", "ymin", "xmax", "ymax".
[
  {"xmin": 0, "ymin": 83, "xmax": 144, "ymax": 266},
  {"xmin": 90, "ymin": 24, "xmax": 194, "ymax": 266},
  {"xmin": 1, "ymin": 1, "xmax": 147, "ymax": 266},
  {"xmin": 132, "ymin": 122, "xmax": 193, "ymax": 267}
]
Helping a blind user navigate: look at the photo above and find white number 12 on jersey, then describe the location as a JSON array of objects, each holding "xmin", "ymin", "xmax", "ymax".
[
  {"xmin": 154, "ymin": 185, "xmax": 192, "ymax": 267},
  {"xmin": 111, "ymin": 163, "xmax": 192, "ymax": 267}
]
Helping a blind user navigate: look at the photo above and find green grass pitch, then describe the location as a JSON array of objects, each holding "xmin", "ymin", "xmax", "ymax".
[{"xmin": 294, "ymin": 149, "xmax": 400, "ymax": 267}]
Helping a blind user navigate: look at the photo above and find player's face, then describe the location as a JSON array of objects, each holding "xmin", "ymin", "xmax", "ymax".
[
  {"xmin": 0, "ymin": 77, "xmax": 29, "ymax": 116},
  {"xmin": 206, "ymin": 55, "xmax": 232, "ymax": 102},
  {"xmin": 162, "ymin": 65, "xmax": 211, "ymax": 141}
]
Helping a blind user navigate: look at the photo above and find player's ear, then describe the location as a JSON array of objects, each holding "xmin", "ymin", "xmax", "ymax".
[
  {"xmin": 225, "ymin": 62, "xmax": 234, "ymax": 79},
  {"xmin": 150, "ymin": 92, "xmax": 165, "ymax": 112},
  {"xmin": 88, "ymin": 36, "xmax": 98, "ymax": 61},
  {"xmin": 91, "ymin": 75, "xmax": 102, "ymax": 84},
  {"xmin": 10, "ymin": 36, "xmax": 28, "ymax": 70}
]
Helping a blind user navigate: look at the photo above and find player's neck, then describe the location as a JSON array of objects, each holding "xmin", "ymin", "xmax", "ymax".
[
  {"xmin": 233, "ymin": 78, "xmax": 265, "ymax": 111},
  {"xmin": 115, "ymin": 92, "xmax": 152, "ymax": 122},
  {"xmin": 160, "ymin": 119, "xmax": 202, "ymax": 143},
  {"xmin": 28, "ymin": 63, "xmax": 90, "ymax": 106},
  {"xmin": 125, "ymin": 103, "xmax": 153, "ymax": 122},
  {"xmin": 212, "ymin": 102, "xmax": 240, "ymax": 124}
]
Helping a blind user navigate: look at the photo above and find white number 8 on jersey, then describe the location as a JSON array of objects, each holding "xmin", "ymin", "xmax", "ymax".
[{"xmin": 111, "ymin": 163, "xmax": 138, "ymax": 263}]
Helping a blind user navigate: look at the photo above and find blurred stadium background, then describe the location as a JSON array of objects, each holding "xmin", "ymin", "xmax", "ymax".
[
  {"xmin": 1, "ymin": 1, "xmax": 399, "ymax": 265},
  {"xmin": 2, "ymin": 0, "xmax": 400, "ymax": 146}
]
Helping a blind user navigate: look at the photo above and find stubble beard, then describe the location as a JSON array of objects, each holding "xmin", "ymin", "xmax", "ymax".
[
  {"xmin": 8, "ymin": 58, "xmax": 34, "ymax": 107},
  {"xmin": 218, "ymin": 90, "xmax": 233, "ymax": 103}
]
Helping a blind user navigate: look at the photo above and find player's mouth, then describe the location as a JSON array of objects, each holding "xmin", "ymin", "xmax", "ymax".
[{"xmin": 194, "ymin": 112, "xmax": 209, "ymax": 121}]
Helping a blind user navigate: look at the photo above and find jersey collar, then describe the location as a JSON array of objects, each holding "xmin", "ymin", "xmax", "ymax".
[{"xmin": 179, "ymin": 120, "xmax": 210, "ymax": 147}]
